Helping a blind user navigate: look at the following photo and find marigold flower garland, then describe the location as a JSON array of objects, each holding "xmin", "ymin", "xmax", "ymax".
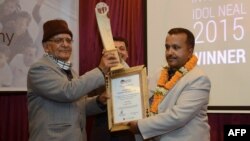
[{"xmin": 150, "ymin": 55, "xmax": 198, "ymax": 114}]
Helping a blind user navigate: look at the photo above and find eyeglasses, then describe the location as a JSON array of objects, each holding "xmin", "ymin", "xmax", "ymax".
[{"xmin": 48, "ymin": 38, "xmax": 73, "ymax": 44}]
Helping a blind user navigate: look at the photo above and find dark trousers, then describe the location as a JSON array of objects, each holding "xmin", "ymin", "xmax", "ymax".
[{"xmin": 90, "ymin": 112, "xmax": 135, "ymax": 141}]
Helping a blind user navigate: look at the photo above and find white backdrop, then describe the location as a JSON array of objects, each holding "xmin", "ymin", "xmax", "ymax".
[
  {"xmin": 147, "ymin": 0, "xmax": 250, "ymax": 112},
  {"xmin": 0, "ymin": 0, "xmax": 79, "ymax": 91}
]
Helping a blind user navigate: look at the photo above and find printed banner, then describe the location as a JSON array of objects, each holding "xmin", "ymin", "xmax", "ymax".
[
  {"xmin": 147, "ymin": 0, "xmax": 250, "ymax": 109},
  {"xmin": 0, "ymin": 0, "xmax": 79, "ymax": 91}
]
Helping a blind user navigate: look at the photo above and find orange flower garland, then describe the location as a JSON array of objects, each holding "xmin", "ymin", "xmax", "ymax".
[{"xmin": 150, "ymin": 55, "xmax": 198, "ymax": 114}]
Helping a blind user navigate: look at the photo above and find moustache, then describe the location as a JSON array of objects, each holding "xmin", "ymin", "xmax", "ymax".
[
  {"xmin": 166, "ymin": 55, "xmax": 177, "ymax": 60},
  {"xmin": 59, "ymin": 49, "xmax": 71, "ymax": 52}
]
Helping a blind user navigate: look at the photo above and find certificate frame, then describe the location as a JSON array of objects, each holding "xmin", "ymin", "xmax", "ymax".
[{"xmin": 107, "ymin": 65, "xmax": 150, "ymax": 132}]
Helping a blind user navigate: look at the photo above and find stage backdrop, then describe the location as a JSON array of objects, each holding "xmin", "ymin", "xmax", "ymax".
[
  {"xmin": 147, "ymin": 0, "xmax": 250, "ymax": 113},
  {"xmin": 0, "ymin": 0, "xmax": 79, "ymax": 91}
]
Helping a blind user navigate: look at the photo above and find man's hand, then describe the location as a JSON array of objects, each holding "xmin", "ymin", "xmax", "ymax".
[
  {"xmin": 97, "ymin": 91, "xmax": 110, "ymax": 105},
  {"xmin": 127, "ymin": 120, "xmax": 140, "ymax": 134},
  {"xmin": 98, "ymin": 51, "xmax": 119, "ymax": 74}
]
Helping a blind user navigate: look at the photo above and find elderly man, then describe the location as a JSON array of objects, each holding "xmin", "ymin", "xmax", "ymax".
[{"xmin": 27, "ymin": 19, "xmax": 119, "ymax": 141}]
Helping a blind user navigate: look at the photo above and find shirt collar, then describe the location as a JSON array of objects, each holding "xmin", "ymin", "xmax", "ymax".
[{"xmin": 45, "ymin": 53, "xmax": 72, "ymax": 70}]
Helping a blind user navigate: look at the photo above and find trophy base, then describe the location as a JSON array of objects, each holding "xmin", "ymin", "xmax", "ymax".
[{"xmin": 110, "ymin": 63, "xmax": 124, "ymax": 71}]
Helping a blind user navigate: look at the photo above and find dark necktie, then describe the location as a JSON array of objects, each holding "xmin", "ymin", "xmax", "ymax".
[{"xmin": 63, "ymin": 69, "xmax": 73, "ymax": 81}]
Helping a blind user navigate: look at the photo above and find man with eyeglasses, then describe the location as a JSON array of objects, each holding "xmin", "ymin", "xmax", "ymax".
[{"xmin": 27, "ymin": 19, "xmax": 119, "ymax": 141}]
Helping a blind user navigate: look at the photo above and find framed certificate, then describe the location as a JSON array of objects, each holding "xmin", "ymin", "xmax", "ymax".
[{"xmin": 107, "ymin": 65, "xmax": 150, "ymax": 132}]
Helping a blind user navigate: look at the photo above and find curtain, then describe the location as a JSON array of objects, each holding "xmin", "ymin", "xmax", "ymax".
[
  {"xmin": 79, "ymin": 0, "xmax": 145, "ymax": 74},
  {"xmin": 209, "ymin": 113, "xmax": 250, "ymax": 141},
  {"xmin": 0, "ymin": 93, "xmax": 28, "ymax": 141}
]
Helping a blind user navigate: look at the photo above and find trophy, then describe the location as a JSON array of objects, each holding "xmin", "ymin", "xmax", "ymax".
[{"xmin": 95, "ymin": 2, "xmax": 124, "ymax": 71}]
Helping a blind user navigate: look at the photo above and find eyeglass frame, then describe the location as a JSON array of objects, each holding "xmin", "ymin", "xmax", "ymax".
[{"xmin": 48, "ymin": 37, "xmax": 73, "ymax": 44}]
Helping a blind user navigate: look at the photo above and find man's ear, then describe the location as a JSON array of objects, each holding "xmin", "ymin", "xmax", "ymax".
[
  {"xmin": 42, "ymin": 43, "xmax": 49, "ymax": 53},
  {"xmin": 188, "ymin": 46, "xmax": 194, "ymax": 58},
  {"xmin": 189, "ymin": 46, "xmax": 194, "ymax": 54}
]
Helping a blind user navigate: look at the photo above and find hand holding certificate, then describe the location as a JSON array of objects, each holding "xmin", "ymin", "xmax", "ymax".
[{"xmin": 107, "ymin": 65, "xmax": 150, "ymax": 131}]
